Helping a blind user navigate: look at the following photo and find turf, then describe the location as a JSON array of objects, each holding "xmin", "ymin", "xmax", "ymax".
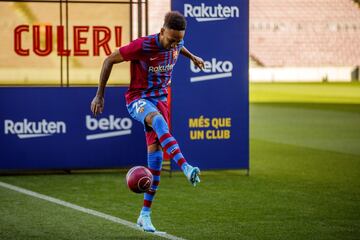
[
  {"xmin": 0, "ymin": 187, "xmax": 156, "ymax": 240},
  {"xmin": 1, "ymin": 83, "xmax": 360, "ymax": 239},
  {"xmin": 250, "ymin": 82, "xmax": 360, "ymax": 104}
]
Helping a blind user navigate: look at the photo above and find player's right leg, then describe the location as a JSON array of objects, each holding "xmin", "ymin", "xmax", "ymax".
[
  {"xmin": 127, "ymin": 99, "xmax": 162, "ymax": 231},
  {"xmin": 137, "ymin": 143, "xmax": 162, "ymax": 232}
]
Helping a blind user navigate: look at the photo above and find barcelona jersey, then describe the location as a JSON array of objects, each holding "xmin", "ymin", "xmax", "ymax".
[{"xmin": 119, "ymin": 34, "xmax": 184, "ymax": 105}]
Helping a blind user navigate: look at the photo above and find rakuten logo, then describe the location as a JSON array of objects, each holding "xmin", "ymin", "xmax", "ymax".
[
  {"xmin": 4, "ymin": 119, "xmax": 66, "ymax": 139},
  {"xmin": 190, "ymin": 58, "xmax": 233, "ymax": 82},
  {"xmin": 148, "ymin": 63, "xmax": 174, "ymax": 73},
  {"xmin": 86, "ymin": 115, "xmax": 132, "ymax": 140},
  {"xmin": 184, "ymin": 3, "xmax": 239, "ymax": 22}
]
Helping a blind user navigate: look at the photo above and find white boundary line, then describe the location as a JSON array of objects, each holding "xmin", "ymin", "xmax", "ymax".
[{"xmin": 0, "ymin": 181, "xmax": 185, "ymax": 240}]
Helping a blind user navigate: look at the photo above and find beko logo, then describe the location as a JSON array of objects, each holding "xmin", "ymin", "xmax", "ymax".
[
  {"xmin": 86, "ymin": 115, "xmax": 132, "ymax": 140},
  {"xmin": 4, "ymin": 119, "xmax": 66, "ymax": 139},
  {"xmin": 184, "ymin": 3, "xmax": 239, "ymax": 22},
  {"xmin": 190, "ymin": 58, "xmax": 233, "ymax": 82}
]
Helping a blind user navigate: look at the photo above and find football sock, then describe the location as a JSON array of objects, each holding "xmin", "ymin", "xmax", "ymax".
[
  {"xmin": 141, "ymin": 150, "xmax": 162, "ymax": 214},
  {"xmin": 151, "ymin": 114, "xmax": 188, "ymax": 169}
]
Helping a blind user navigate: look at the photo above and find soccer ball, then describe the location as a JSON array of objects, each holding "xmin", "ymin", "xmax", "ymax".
[{"xmin": 126, "ymin": 166, "xmax": 153, "ymax": 193}]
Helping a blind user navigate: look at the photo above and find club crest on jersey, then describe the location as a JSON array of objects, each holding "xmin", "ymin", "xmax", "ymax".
[{"xmin": 173, "ymin": 50, "xmax": 178, "ymax": 60}]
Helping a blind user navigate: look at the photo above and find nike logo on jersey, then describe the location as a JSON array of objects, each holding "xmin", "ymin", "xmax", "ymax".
[{"xmin": 150, "ymin": 57, "xmax": 159, "ymax": 61}]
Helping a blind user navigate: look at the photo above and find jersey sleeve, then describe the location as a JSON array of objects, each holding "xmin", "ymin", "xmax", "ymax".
[{"xmin": 119, "ymin": 38, "xmax": 144, "ymax": 61}]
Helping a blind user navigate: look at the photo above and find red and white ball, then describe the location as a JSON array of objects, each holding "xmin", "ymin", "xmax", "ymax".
[{"xmin": 126, "ymin": 166, "xmax": 153, "ymax": 193}]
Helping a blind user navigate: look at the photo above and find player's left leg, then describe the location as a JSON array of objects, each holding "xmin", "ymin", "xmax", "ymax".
[
  {"xmin": 145, "ymin": 99, "xmax": 200, "ymax": 186},
  {"xmin": 137, "ymin": 143, "xmax": 162, "ymax": 232},
  {"xmin": 127, "ymin": 97, "xmax": 200, "ymax": 187}
]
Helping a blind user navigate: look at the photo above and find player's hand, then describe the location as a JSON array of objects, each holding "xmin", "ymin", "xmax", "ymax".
[
  {"xmin": 91, "ymin": 95, "xmax": 104, "ymax": 117},
  {"xmin": 191, "ymin": 55, "xmax": 205, "ymax": 70}
]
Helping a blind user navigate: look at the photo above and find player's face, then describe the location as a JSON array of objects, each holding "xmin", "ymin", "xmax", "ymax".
[{"xmin": 159, "ymin": 27, "xmax": 185, "ymax": 50}]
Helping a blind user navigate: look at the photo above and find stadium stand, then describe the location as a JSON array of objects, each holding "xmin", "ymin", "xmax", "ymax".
[
  {"xmin": 1, "ymin": 0, "xmax": 358, "ymax": 83},
  {"xmin": 250, "ymin": 0, "xmax": 360, "ymax": 68},
  {"xmin": 145, "ymin": 0, "xmax": 360, "ymax": 81}
]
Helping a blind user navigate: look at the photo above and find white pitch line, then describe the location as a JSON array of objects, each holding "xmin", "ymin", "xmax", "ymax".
[{"xmin": 0, "ymin": 181, "xmax": 185, "ymax": 240}]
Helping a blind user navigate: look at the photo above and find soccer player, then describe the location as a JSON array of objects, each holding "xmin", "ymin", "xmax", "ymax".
[{"xmin": 90, "ymin": 11, "xmax": 204, "ymax": 232}]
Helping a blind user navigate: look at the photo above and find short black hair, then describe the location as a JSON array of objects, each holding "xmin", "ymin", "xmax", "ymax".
[{"xmin": 163, "ymin": 11, "xmax": 187, "ymax": 31}]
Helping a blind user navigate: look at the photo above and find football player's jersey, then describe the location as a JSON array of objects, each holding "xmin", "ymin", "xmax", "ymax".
[{"xmin": 119, "ymin": 33, "xmax": 184, "ymax": 105}]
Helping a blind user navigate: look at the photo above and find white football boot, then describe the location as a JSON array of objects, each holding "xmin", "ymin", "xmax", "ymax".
[
  {"xmin": 137, "ymin": 211, "xmax": 156, "ymax": 232},
  {"xmin": 183, "ymin": 164, "xmax": 201, "ymax": 186}
]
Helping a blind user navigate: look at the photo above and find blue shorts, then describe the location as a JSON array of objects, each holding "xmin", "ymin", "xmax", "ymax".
[{"xmin": 127, "ymin": 96, "xmax": 169, "ymax": 145}]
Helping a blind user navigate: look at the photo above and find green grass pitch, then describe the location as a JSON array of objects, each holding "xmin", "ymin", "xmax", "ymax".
[{"xmin": 1, "ymin": 82, "xmax": 360, "ymax": 239}]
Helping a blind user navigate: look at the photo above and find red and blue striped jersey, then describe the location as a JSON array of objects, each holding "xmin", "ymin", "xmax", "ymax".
[{"xmin": 119, "ymin": 33, "xmax": 184, "ymax": 105}]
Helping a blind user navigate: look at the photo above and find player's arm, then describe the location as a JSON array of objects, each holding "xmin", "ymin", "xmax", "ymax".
[
  {"xmin": 91, "ymin": 49, "xmax": 124, "ymax": 117},
  {"xmin": 180, "ymin": 46, "xmax": 204, "ymax": 69}
]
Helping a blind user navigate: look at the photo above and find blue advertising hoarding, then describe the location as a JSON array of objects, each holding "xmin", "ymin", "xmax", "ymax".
[
  {"xmin": 171, "ymin": 1, "xmax": 249, "ymax": 170},
  {"xmin": 0, "ymin": 87, "xmax": 147, "ymax": 171}
]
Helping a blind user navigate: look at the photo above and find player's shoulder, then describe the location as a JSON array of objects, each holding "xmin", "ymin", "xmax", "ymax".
[
  {"xmin": 142, "ymin": 34, "xmax": 161, "ymax": 52},
  {"xmin": 142, "ymin": 33, "xmax": 157, "ymax": 41},
  {"xmin": 125, "ymin": 34, "xmax": 153, "ymax": 45},
  {"xmin": 123, "ymin": 34, "xmax": 157, "ymax": 51}
]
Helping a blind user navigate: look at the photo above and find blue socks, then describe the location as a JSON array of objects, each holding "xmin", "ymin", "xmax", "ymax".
[
  {"xmin": 152, "ymin": 114, "xmax": 187, "ymax": 168},
  {"xmin": 141, "ymin": 150, "xmax": 163, "ymax": 214}
]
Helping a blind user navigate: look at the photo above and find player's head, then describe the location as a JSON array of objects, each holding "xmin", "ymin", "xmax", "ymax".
[{"xmin": 159, "ymin": 11, "xmax": 186, "ymax": 49}]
